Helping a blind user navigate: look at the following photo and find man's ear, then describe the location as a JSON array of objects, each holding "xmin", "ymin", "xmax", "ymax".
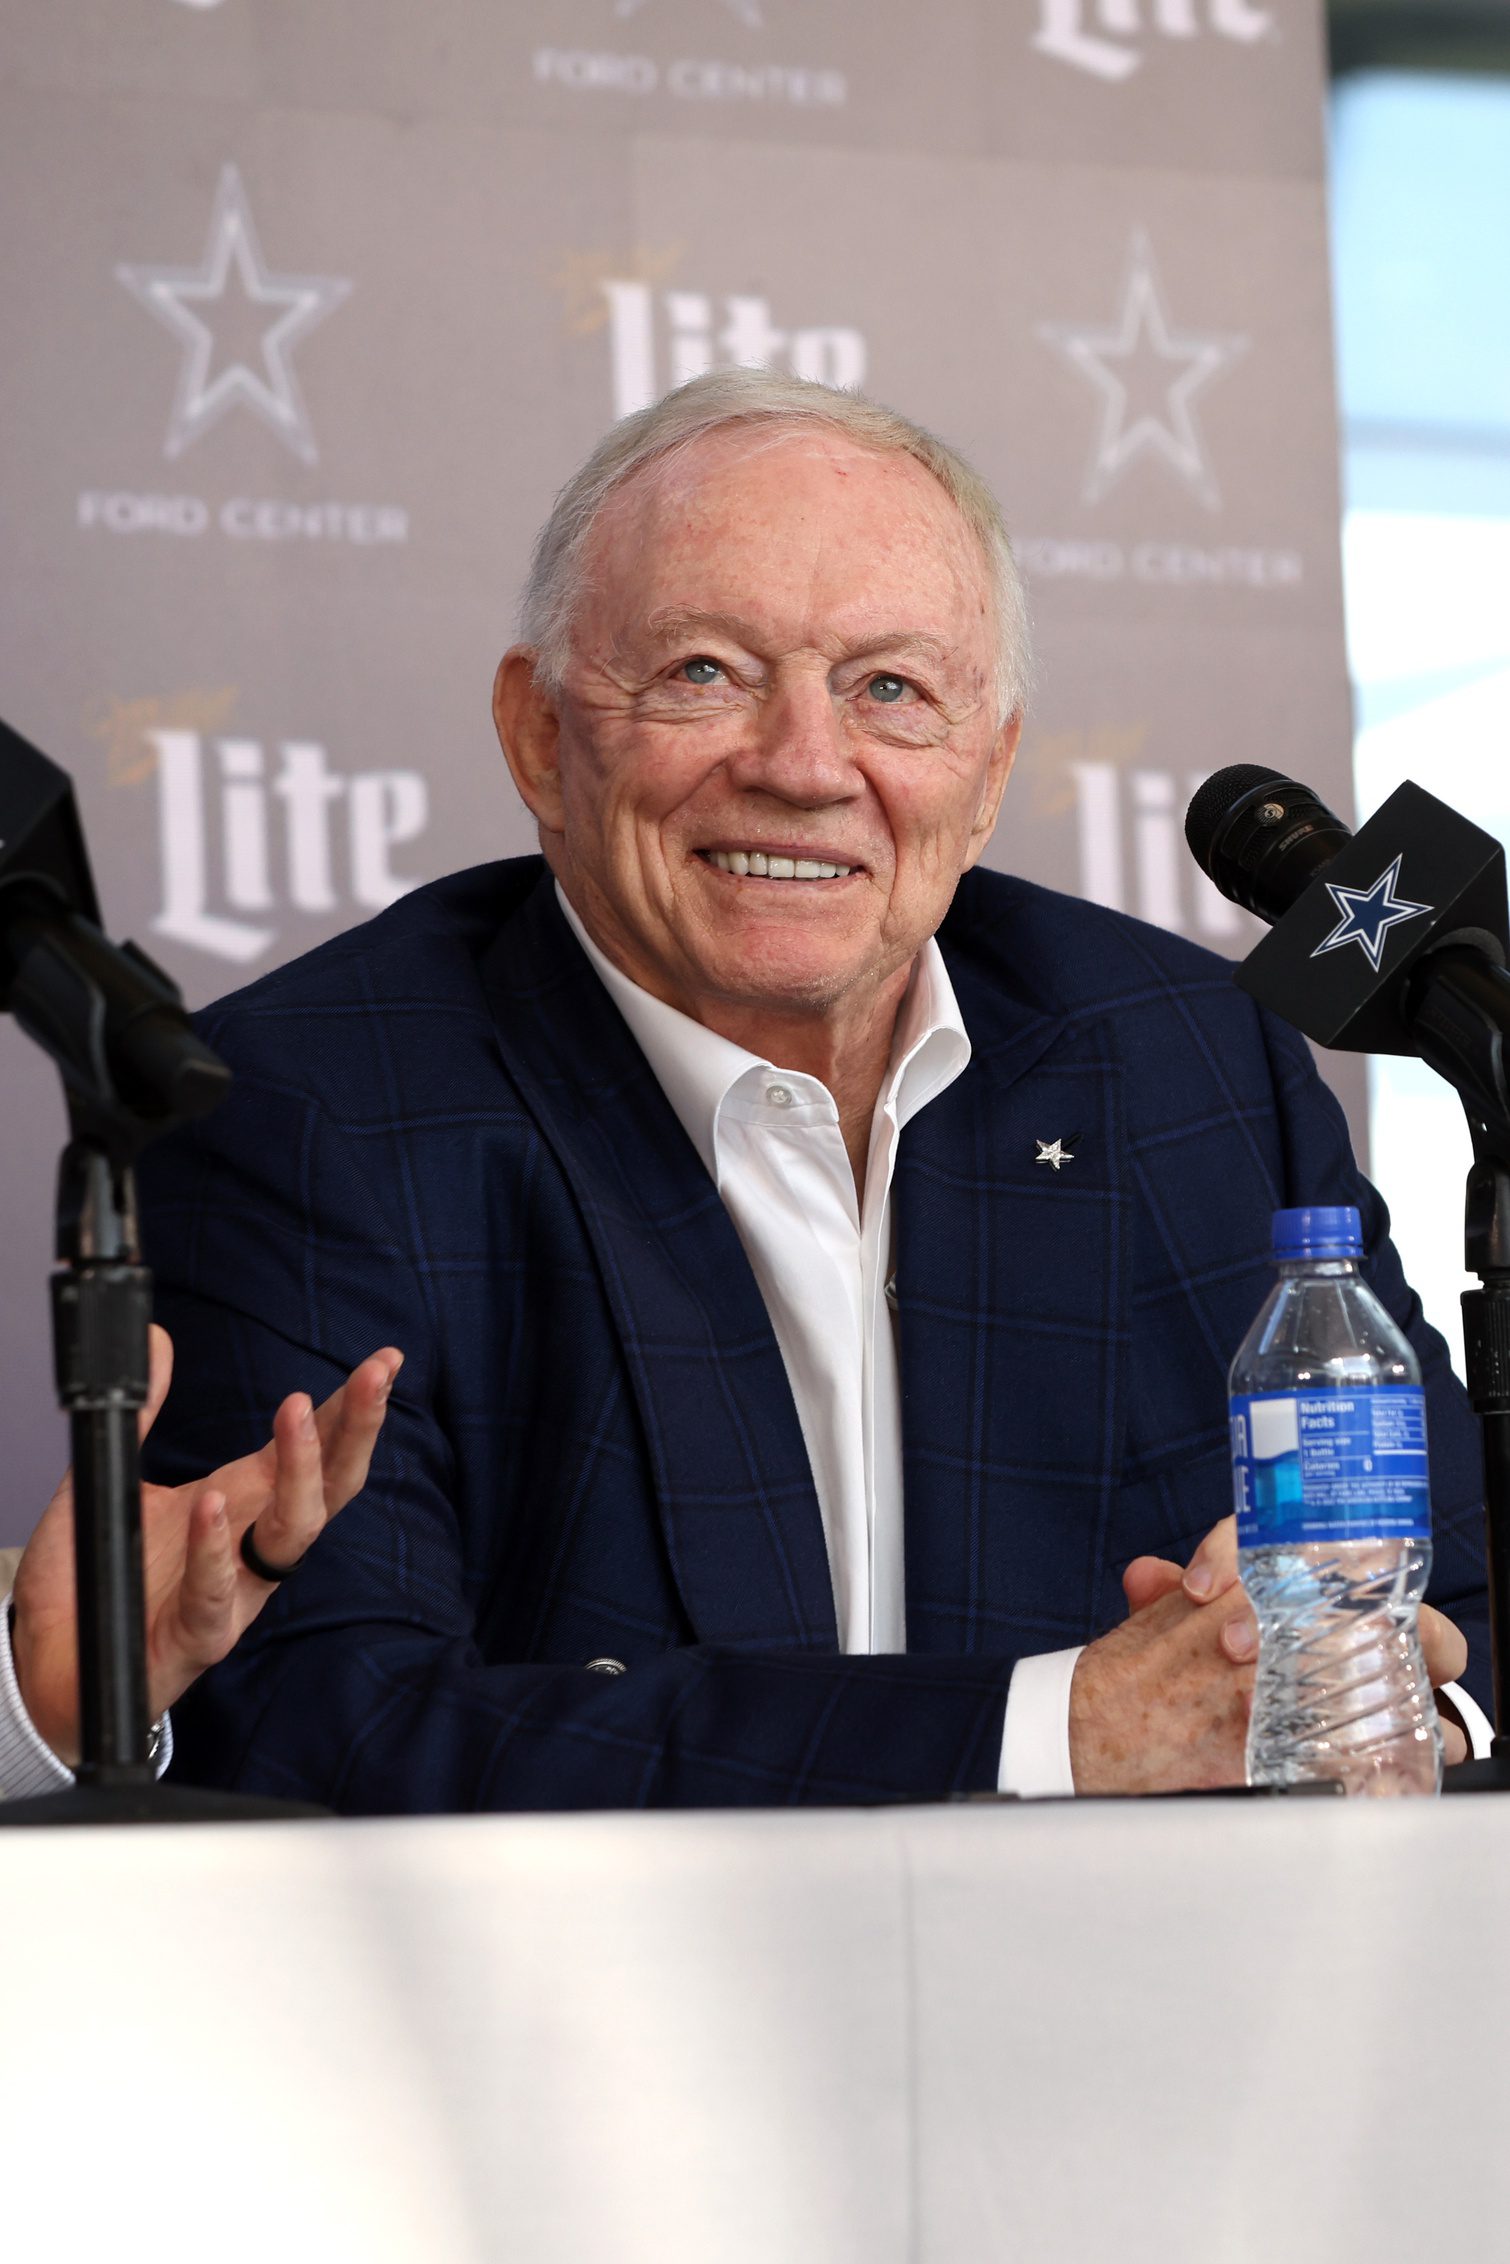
[
  {"xmin": 961, "ymin": 711, "xmax": 1023, "ymax": 871},
  {"xmin": 493, "ymin": 647, "xmax": 564, "ymax": 836}
]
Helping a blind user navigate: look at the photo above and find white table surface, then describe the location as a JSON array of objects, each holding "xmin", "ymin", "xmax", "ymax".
[{"xmin": 2, "ymin": 1795, "xmax": 1505, "ymax": 2263}]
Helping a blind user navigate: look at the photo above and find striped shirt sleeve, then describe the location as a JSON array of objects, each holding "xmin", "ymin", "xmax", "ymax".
[{"xmin": 0, "ymin": 1593, "xmax": 172, "ymax": 1796}]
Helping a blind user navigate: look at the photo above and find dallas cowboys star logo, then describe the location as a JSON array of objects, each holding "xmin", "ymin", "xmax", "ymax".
[
  {"xmin": 116, "ymin": 165, "xmax": 351, "ymax": 464},
  {"xmin": 1038, "ymin": 230, "xmax": 1248, "ymax": 509},
  {"xmin": 1310, "ymin": 856, "xmax": 1433, "ymax": 974}
]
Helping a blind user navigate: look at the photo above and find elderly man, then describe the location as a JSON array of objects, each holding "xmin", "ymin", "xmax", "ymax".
[{"xmin": 5, "ymin": 369, "xmax": 1480, "ymax": 1807}]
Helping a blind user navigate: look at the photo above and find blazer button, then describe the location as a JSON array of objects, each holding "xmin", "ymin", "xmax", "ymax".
[{"xmin": 584, "ymin": 1656, "xmax": 627, "ymax": 1676}]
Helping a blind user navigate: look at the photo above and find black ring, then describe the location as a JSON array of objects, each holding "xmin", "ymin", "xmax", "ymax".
[{"xmin": 239, "ymin": 1524, "xmax": 306, "ymax": 1584}]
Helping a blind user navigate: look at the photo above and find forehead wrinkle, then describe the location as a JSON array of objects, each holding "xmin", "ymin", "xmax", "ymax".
[
  {"xmin": 847, "ymin": 630, "xmax": 952, "ymax": 665},
  {"xmin": 640, "ymin": 605, "xmax": 767, "ymax": 651},
  {"xmin": 638, "ymin": 608, "xmax": 955, "ymax": 664}
]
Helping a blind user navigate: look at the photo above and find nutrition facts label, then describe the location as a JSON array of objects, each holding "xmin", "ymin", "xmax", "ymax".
[{"xmin": 1230, "ymin": 1386, "xmax": 1431, "ymax": 1545}]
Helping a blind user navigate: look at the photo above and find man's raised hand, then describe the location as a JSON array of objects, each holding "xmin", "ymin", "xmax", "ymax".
[{"xmin": 11, "ymin": 1326, "xmax": 402, "ymax": 1766}]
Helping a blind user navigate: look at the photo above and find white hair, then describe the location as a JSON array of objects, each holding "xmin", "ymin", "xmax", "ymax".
[{"xmin": 518, "ymin": 367, "xmax": 1033, "ymax": 725}]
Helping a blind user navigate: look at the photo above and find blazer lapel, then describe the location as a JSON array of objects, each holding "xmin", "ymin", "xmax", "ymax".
[
  {"xmin": 896, "ymin": 947, "xmax": 1131, "ymax": 1656},
  {"xmin": 476, "ymin": 873, "xmax": 838, "ymax": 1654}
]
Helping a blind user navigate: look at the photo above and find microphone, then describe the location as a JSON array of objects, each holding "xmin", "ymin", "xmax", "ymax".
[
  {"xmin": 1185, "ymin": 765, "xmax": 1510, "ymax": 1093},
  {"xmin": 1185, "ymin": 765, "xmax": 1353, "ymax": 927},
  {"xmin": 0, "ymin": 715, "xmax": 230, "ymax": 1128}
]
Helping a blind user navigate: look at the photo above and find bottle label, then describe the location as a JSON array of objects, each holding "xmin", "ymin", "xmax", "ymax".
[{"xmin": 1229, "ymin": 1387, "xmax": 1430, "ymax": 1547}]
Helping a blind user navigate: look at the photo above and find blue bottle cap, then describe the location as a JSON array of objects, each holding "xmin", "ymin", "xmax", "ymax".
[{"xmin": 1273, "ymin": 1205, "xmax": 1363, "ymax": 1261}]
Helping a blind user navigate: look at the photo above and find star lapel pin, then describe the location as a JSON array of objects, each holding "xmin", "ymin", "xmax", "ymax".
[{"xmin": 1035, "ymin": 1136, "xmax": 1078, "ymax": 1172}]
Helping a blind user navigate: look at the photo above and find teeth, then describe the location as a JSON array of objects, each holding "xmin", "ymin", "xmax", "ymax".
[{"xmin": 703, "ymin": 850, "xmax": 854, "ymax": 881}]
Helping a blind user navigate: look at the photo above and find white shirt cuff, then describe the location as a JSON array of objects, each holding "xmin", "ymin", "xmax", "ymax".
[
  {"xmin": 998, "ymin": 1644, "xmax": 1083, "ymax": 1798},
  {"xmin": 0, "ymin": 1591, "xmax": 75, "ymax": 1798},
  {"xmin": 0, "ymin": 1590, "xmax": 173, "ymax": 1796},
  {"xmin": 1441, "ymin": 1678, "xmax": 1493, "ymax": 1760}
]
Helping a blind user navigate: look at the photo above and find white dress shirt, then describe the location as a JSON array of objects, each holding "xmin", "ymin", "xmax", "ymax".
[{"xmin": 559, "ymin": 891, "xmax": 1081, "ymax": 1795}]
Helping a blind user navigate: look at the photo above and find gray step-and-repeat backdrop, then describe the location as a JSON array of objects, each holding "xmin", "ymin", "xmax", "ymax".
[{"xmin": 0, "ymin": 0, "xmax": 1354, "ymax": 1542}]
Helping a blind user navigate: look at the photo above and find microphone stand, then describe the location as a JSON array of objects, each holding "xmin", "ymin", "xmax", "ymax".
[
  {"xmin": 0, "ymin": 907, "xmax": 319, "ymax": 1826},
  {"xmin": 53, "ymin": 1133, "xmax": 157, "ymax": 1796},
  {"xmin": 1405, "ymin": 949, "xmax": 1510, "ymax": 1791}
]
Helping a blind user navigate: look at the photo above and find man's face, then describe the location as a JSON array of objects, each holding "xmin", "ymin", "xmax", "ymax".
[{"xmin": 500, "ymin": 425, "xmax": 1019, "ymax": 1036}]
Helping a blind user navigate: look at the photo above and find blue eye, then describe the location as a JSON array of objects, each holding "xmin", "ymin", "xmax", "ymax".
[
  {"xmin": 681, "ymin": 657, "xmax": 722, "ymax": 685},
  {"xmin": 868, "ymin": 674, "xmax": 907, "ymax": 704}
]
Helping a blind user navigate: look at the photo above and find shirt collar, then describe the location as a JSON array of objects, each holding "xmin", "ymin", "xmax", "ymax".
[{"xmin": 555, "ymin": 882, "xmax": 971, "ymax": 1184}]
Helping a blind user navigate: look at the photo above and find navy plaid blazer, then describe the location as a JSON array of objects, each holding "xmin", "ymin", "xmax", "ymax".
[{"xmin": 141, "ymin": 858, "xmax": 1489, "ymax": 1809}]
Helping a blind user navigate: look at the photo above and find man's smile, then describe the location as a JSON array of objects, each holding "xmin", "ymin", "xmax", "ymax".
[{"xmin": 696, "ymin": 846, "xmax": 863, "ymax": 883}]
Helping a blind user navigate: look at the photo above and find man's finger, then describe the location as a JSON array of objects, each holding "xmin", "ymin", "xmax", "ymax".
[
  {"xmin": 1420, "ymin": 1603, "xmax": 1469, "ymax": 1690},
  {"xmin": 170, "ymin": 1491, "xmax": 238, "ymax": 1655},
  {"xmin": 1184, "ymin": 1514, "xmax": 1241, "ymax": 1604},
  {"xmin": 1442, "ymin": 1717, "xmax": 1468, "ymax": 1767},
  {"xmin": 147, "ymin": 1491, "xmax": 238, "ymax": 1719},
  {"xmin": 137, "ymin": 1323, "xmax": 174, "ymax": 1445},
  {"xmin": 1123, "ymin": 1555, "xmax": 1184, "ymax": 1615},
  {"xmin": 309, "ymin": 1349, "xmax": 402, "ymax": 1509},
  {"xmin": 241, "ymin": 1392, "xmax": 327, "ymax": 1574},
  {"xmin": 1218, "ymin": 1596, "xmax": 1258, "ymax": 1662}
]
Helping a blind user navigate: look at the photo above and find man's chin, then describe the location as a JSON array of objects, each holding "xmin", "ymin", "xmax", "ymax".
[{"xmin": 683, "ymin": 943, "xmax": 884, "ymax": 1023}]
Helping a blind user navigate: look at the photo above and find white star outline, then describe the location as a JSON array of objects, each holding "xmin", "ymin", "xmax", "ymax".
[
  {"xmin": 1311, "ymin": 855, "xmax": 1434, "ymax": 975},
  {"xmin": 1038, "ymin": 229, "xmax": 1249, "ymax": 510},
  {"xmin": 614, "ymin": 0, "xmax": 763, "ymax": 24},
  {"xmin": 115, "ymin": 165, "xmax": 351, "ymax": 465}
]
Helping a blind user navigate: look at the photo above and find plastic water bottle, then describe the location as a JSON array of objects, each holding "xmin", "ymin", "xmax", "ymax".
[{"xmin": 1229, "ymin": 1204, "xmax": 1442, "ymax": 1796}]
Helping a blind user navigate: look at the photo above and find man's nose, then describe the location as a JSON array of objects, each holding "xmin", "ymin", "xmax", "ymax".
[{"xmin": 723, "ymin": 674, "xmax": 862, "ymax": 806}]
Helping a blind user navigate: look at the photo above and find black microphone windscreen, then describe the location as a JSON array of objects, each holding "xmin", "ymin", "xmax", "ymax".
[
  {"xmin": 1184, "ymin": 765, "xmax": 1353, "ymax": 926},
  {"xmin": 0, "ymin": 718, "xmax": 102, "ymax": 987},
  {"xmin": 1184, "ymin": 765, "xmax": 1292, "ymax": 877}
]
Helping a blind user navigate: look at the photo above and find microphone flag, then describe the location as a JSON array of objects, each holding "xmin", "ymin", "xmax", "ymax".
[{"xmin": 1189, "ymin": 770, "xmax": 1509, "ymax": 1057}]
